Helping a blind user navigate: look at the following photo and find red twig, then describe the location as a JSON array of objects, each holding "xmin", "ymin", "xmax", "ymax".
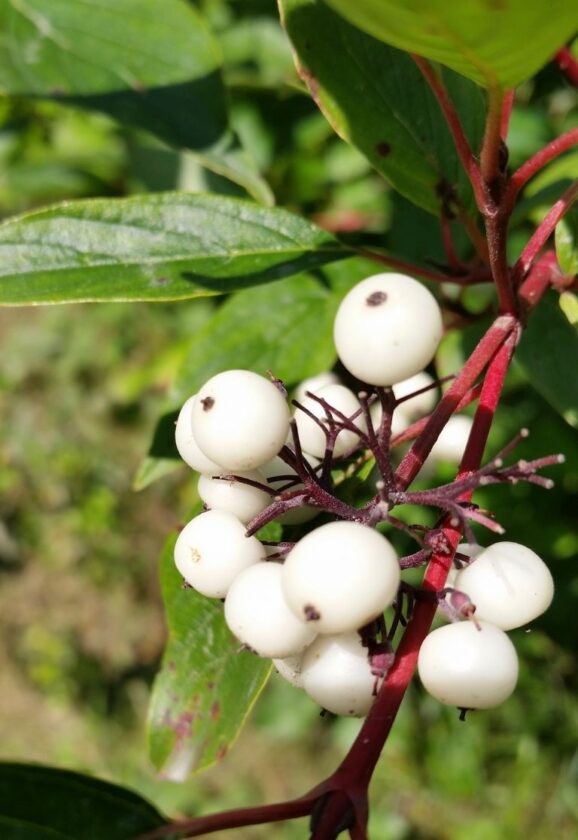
[
  {"xmin": 555, "ymin": 46, "xmax": 578, "ymax": 87},
  {"xmin": 137, "ymin": 794, "xmax": 319, "ymax": 840},
  {"xmin": 356, "ymin": 248, "xmax": 455, "ymax": 284},
  {"xmin": 500, "ymin": 90, "xmax": 515, "ymax": 140},
  {"xmin": 512, "ymin": 177, "xmax": 578, "ymax": 283},
  {"xmin": 326, "ymin": 333, "xmax": 517, "ymax": 802},
  {"xmin": 480, "ymin": 86, "xmax": 506, "ymax": 188},
  {"xmin": 517, "ymin": 250, "xmax": 562, "ymax": 312},
  {"xmin": 440, "ymin": 212, "xmax": 462, "ymax": 270},
  {"xmin": 412, "ymin": 55, "xmax": 485, "ymax": 210},
  {"xmin": 395, "ymin": 314, "xmax": 518, "ymax": 489},
  {"xmin": 506, "ymin": 127, "xmax": 578, "ymax": 205}
]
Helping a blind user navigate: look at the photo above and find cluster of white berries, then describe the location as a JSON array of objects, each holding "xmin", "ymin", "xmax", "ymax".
[
  {"xmin": 171, "ymin": 272, "xmax": 554, "ymax": 718},
  {"xmin": 419, "ymin": 541, "xmax": 554, "ymax": 711}
]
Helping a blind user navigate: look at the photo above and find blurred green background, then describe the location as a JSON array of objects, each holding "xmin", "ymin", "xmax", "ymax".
[{"xmin": 0, "ymin": 1, "xmax": 577, "ymax": 838}]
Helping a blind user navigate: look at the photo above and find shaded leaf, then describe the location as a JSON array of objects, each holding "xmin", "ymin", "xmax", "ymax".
[
  {"xmin": 148, "ymin": 533, "xmax": 271, "ymax": 779},
  {"xmin": 280, "ymin": 0, "xmax": 485, "ymax": 215},
  {"xmin": 0, "ymin": 193, "xmax": 346, "ymax": 305},
  {"xmin": 0, "ymin": 0, "xmax": 226, "ymax": 151},
  {"xmin": 323, "ymin": 0, "xmax": 578, "ymax": 89},
  {"xmin": 0, "ymin": 763, "xmax": 166, "ymax": 840},
  {"xmin": 516, "ymin": 294, "xmax": 578, "ymax": 428}
]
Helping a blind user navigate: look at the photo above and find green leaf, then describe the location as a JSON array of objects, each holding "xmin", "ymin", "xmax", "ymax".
[
  {"xmin": 148, "ymin": 533, "xmax": 271, "ymax": 779},
  {"xmin": 0, "ymin": 193, "xmax": 346, "ymax": 305},
  {"xmin": 0, "ymin": 1, "xmax": 278, "ymax": 202},
  {"xmin": 220, "ymin": 17, "xmax": 296, "ymax": 88},
  {"xmin": 0, "ymin": 0, "xmax": 226, "ymax": 152},
  {"xmin": 559, "ymin": 292, "xmax": 578, "ymax": 327},
  {"xmin": 135, "ymin": 257, "xmax": 376, "ymax": 488},
  {"xmin": 516, "ymin": 294, "xmax": 578, "ymax": 429},
  {"xmin": 0, "ymin": 763, "xmax": 166, "ymax": 840},
  {"xmin": 280, "ymin": 0, "xmax": 485, "ymax": 215},
  {"xmin": 555, "ymin": 209, "xmax": 578, "ymax": 277},
  {"xmin": 323, "ymin": 0, "xmax": 578, "ymax": 89},
  {"xmin": 172, "ymin": 264, "xmax": 368, "ymax": 402}
]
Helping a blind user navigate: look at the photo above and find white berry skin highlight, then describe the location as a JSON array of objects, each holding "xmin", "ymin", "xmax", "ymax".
[
  {"xmin": 175, "ymin": 395, "xmax": 222, "ymax": 475},
  {"xmin": 224, "ymin": 563, "xmax": 316, "ymax": 658},
  {"xmin": 417, "ymin": 620, "xmax": 519, "ymax": 709},
  {"xmin": 191, "ymin": 370, "xmax": 291, "ymax": 471},
  {"xmin": 454, "ymin": 541, "xmax": 554, "ymax": 630},
  {"xmin": 174, "ymin": 509, "xmax": 265, "ymax": 598},
  {"xmin": 281, "ymin": 521, "xmax": 400, "ymax": 634},
  {"xmin": 301, "ymin": 632, "xmax": 376, "ymax": 717},
  {"xmin": 197, "ymin": 469, "xmax": 271, "ymax": 525},
  {"xmin": 294, "ymin": 383, "xmax": 367, "ymax": 459},
  {"xmin": 333, "ymin": 273, "xmax": 443, "ymax": 386}
]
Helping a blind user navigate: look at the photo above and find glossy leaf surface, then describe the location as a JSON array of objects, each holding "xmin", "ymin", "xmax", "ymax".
[
  {"xmin": 323, "ymin": 0, "xmax": 578, "ymax": 89},
  {"xmin": 0, "ymin": 763, "xmax": 166, "ymax": 840},
  {"xmin": 0, "ymin": 194, "xmax": 345, "ymax": 304}
]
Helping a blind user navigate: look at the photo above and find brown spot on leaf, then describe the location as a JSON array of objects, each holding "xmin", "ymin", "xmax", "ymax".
[
  {"xmin": 216, "ymin": 744, "xmax": 228, "ymax": 761},
  {"xmin": 210, "ymin": 701, "xmax": 220, "ymax": 721},
  {"xmin": 375, "ymin": 141, "xmax": 391, "ymax": 158}
]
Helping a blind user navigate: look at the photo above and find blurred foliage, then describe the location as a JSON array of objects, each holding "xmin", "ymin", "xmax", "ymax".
[{"xmin": 0, "ymin": 0, "xmax": 576, "ymax": 838}]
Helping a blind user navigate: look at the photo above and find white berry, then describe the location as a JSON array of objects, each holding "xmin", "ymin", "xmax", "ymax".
[
  {"xmin": 174, "ymin": 509, "xmax": 264, "ymax": 598},
  {"xmin": 301, "ymin": 632, "xmax": 376, "ymax": 716},
  {"xmin": 294, "ymin": 371, "xmax": 340, "ymax": 403},
  {"xmin": 417, "ymin": 620, "xmax": 519, "ymax": 709},
  {"xmin": 175, "ymin": 395, "xmax": 222, "ymax": 474},
  {"xmin": 197, "ymin": 469, "xmax": 271, "ymax": 524},
  {"xmin": 393, "ymin": 371, "xmax": 437, "ymax": 420},
  {"xmin": 224, "ymin": 563, "xmax": 316, "ymax": 658},
  {"xmin": 428, "ymin": 415, "xmax": 473, "ymax": 464},
  {"xmin": 333, "ymin": 273, "xmax": 443, "ymax": 386},
  {"xmin": 191, "ymin": 370, "xmax": 291, "ymax": 471},
  {"xmin": 294, "ymin": 383, "xmax": 366, "ymax": 458},
  {"xmin": 454, "ymin": 541, "xmax": 554, "ymax": 630},
  {"xmin": 282, "ymin": 521, "xmax": 400, "ymax": 633}
]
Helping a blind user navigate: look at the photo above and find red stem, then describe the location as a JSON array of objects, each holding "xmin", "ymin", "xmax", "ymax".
[
  {"xmin": 517, "ymin": 249, "xmax": 562, "ymax": 312},
  {"xmin": 512, "ymin": 177, "xmax": 578, "ymax": 283},
  {"xmin": 555, "ymin": 46, "xmax": 578, "ymax": 87},
  {"xmin": 325, "ymin": 335, "xmax": 517, "ymax": 804},
  {"xmin": 506, "ymin": 127, "xmax": 578, "ymax": 205},
  {"xmin": 137, "ymin": 795, "xmax": 318, "ymax": 840},
  {"xmin": 395, "ymin": 314, "xmax": 518, "ymax": 489},
  {"xmin": 500, "ymin": 90, "xmax": 515, "ymax": 140},
  {"xmin": 480, "ymin": 86, "xmax": 505, "ymax": 187},
  {"xmin": 485, "ymin": 210, "xmax": 518, "ymax": 313},
  {"xmin": 412, "ymin": 55, "xmax": 485, "ymax": 211},
  {"xmin": 440, "ymin": 212, "xmax": 462, "ymax": 270},
  {"xmin": 356, "ymin": 248, "xmax": 457, "ymax": 284}
]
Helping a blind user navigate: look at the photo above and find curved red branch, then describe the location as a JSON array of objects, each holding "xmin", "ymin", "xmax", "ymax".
[
  {"xmin": 512, "ymin": 178, "xmax": 578, "ymax": 283},
  {"xmin": 506, "ymin": 127, "xmax": 578, "ymax": 205},
  {"xmin": 555, "ymin": 46, "xmax": 578, "ymax": 87},
  {"xmin": 411, "ymin": 55, "xmax": 485, "ymax": 211}
]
